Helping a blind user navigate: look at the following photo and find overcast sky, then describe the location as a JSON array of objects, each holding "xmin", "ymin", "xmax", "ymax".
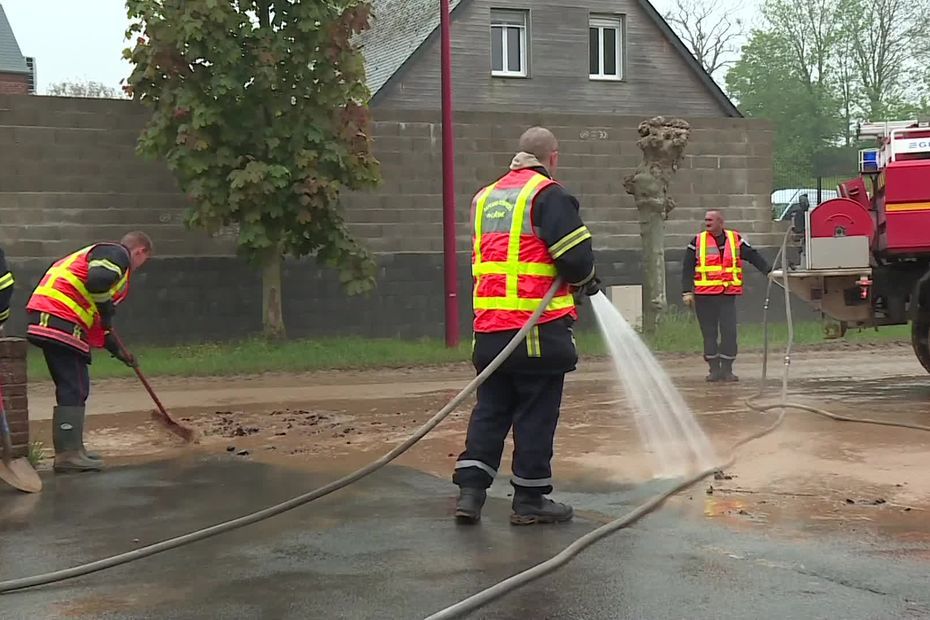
[{"xmin": 3, "ymin": 0, "xmax": 762, "ymax": 95}]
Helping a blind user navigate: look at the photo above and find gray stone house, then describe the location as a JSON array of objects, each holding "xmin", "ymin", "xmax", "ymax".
[
  {"xmin": 360, "ymin": 0, "xmax": 740, "ymax": 117},
  {"xmin": 0, "ymin": 1, "xmax": 776, "ymax": 343},
  {"xmin": 0, "ymin": 3, "xmax": 33, "ymax": 95}
]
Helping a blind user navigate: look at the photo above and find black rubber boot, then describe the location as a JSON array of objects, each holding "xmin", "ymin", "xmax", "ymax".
[
  {"xmin": 54, "ymin": 406, "xmax": 101, "ymax": 461},
  {"xmin": 53, "ymin": 406, "xmax": 103, "ymax": 473},
  {"xmin": 705, "ymin": 359, "xmax": 722, "ymax": 382},
  {"xmin": 720, "ymin": 359, "xmax": 739, "ymax": 382},
  {"xmin": 454, "ymin": 487, "xmax": 487, "ymax": 524},
  {"xmin": 510, "ymin": 490, "xmax": 574, "ymax": 525}
]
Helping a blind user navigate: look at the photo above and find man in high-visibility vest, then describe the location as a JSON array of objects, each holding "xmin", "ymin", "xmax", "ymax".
[
  {"xmin": 681, "ymin": 211, "xmax": 770, "ymax": 382},
  {"xmin": 453, "ymin": 127, "xmax": 600, "ymax": 525},
  {"xmin": 26, "ymin": 232, "xmax": 153, "ymax": 472},
  {"xmin": 0, "ymin": 246, "xmax": 13, "ymax": 332}
]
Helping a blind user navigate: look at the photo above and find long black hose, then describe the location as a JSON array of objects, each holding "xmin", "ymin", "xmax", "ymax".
[
  {"xmin": 424, "ymin": 226, "xmax": 930, "ymax": 619},
  {"xmin": 0, "ymin": 282, "xmax": 564, "ymax": 594},
  {"xmin": 7, "ymin": 235, "xmax": 930, "ymax": 617}
]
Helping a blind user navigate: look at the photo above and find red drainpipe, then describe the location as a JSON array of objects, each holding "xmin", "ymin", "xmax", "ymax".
[{"xmin": 440, "ymin": 0, "xmax": 459, "ymax": 347}]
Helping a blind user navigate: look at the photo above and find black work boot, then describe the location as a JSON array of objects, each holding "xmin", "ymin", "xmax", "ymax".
[
  {"xmin": 54, "ymin": 406, "xmax": 101, "ymax": 461},
  {"xmin": 511, "ymin": 490, "xmax": 574, "ymax": 525},
  {"xmin": 454, "ymin": 487, "xmax": 487, "ymax": 524},
  {"xmin": 53, "ymin": 406, "xmax": 103, "ymax": 473},
  {"xmin": 719, "ymin": 359, "xmax": 739, "ymax": 382},
  {"xmin": 705, "ymin": 359, "xmax": 722, "ymax": 382}
]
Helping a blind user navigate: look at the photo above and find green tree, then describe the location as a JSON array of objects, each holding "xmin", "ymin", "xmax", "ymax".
[
  {"xmin": 124, "ymin": 0, "xmax": 380, "ymax": 340},
  {"xmin": 727, "ymin": 30, "xmax": 842, "ymax": 188},
  {"xmin": 838, "ymin": 0, "xmax": 930, "ymax": 120}
]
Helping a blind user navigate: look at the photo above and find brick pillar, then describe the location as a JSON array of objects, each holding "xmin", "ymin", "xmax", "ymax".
[{"xmin": 0, "ymin": 338, "xmax": 29, "ymax": 458}]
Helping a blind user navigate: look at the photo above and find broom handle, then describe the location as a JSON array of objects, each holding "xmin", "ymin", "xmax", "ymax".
[
  {"xmin": 109, "ymin": 331, "xmax": 171, "ymax": 420},
  {"xmin": 0, "ymin": 381, "xmax": 13, "ymax": 465}
]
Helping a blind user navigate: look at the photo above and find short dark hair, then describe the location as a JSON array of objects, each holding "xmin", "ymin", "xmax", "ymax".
[
  {"xmin": 518, "ymin": 127, "xmax": 558, "ymax": 161},
  {"xmin": 121, "ymin": 231, "xmax": 154, "ymax": 254}
]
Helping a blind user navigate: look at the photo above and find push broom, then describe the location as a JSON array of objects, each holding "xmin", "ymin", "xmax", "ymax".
[{"xmin": 110, "ymin": 331, "xmax": 199, "ymax": 443}]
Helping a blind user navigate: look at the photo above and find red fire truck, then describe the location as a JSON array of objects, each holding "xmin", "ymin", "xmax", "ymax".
[{"xmin": 776, "ymin": 119, "xmax": 930, "ymax": 369}]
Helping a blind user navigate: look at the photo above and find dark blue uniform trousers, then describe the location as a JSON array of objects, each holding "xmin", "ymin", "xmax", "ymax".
[{"xmin": 453, "ymin": 371, "xmax": 565, "ymax": 495}]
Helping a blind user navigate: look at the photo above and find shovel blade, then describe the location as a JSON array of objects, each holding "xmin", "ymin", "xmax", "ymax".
[{"xmin": 0, "ymin": 458, "xmax": 42, "ymax": 493}]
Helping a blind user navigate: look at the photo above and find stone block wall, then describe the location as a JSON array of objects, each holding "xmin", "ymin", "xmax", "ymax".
[
  {"xmin": 347, "ymin": 108, "xmax": 781, "ymax": 255},
  {"xmin": 0, "ymin": 95, "xmax": 783, "ymax": 343},
  {"xmin": 0, "ymin": 338, "xmax": 28, "ymax": 458}
]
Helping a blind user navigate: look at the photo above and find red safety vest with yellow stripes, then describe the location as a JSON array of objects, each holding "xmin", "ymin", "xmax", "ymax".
[
  {"xmin": 26, "ymin": 244, "xmax": 131, "ymax": 349},
  {"xmin": 0, "ymin": 267, "xmax": 13, "ymax": 324},
  {"xmin": 693, "ymin": 230, "xmax": 743, "ymax": 295},
  {"xmin": 471, "ymin": 169, "xmax": 589, "ymax": 333}
]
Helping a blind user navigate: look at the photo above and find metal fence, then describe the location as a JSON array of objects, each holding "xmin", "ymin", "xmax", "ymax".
[
  {"xmin": 769, "ymin": 175, "xmax": 849, "ymax": 222},
  {"xmin": 770, "ymin": 146, "xmax": 861, "ymax": 222}
]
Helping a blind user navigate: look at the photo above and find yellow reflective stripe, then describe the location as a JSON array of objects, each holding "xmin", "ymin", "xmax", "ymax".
[
  {"xmin": 695, "ymin": 231, "xmax": 709, "ymax": 288},
  {"xmin": 33, "ymin": 285, "xmax": 95, "ymax": 328},
  {"xmin": 62, "ymin": 247, "xmax": 94, "ymax": 268},
  {"xmin": 550, "ymin": 226, "xmax": 591, "ymax": 259},
  {"xmin": 527, "ymin": 325, "xmax": 541, "ymax": 358},
  {"xmin": 506, "ymin": 174, "xmax": 549, "ymax": 299},
  {"xmin": 473, "ymin": 293, "xmax": 575, "ymax": 312},
  {"xmin": 40, "ymin": 312, "xmax": 49, "ymax": 327},
  {"xmin": 725, "ymin": 230, "xmax": 743, "ymax": 286},
  {"xmin": 111, "ymin": 270, "xmax": 129, "ymax": 296},
  {"xmin": 473, "ymin": 183, "xmax": 498, "ymax": 266},
  {"xmin": 0, "ymin": 309, "xmax": 9, "ymax": 321},
  {"xmin": 0, "ymin": 272, "xmax": 13, "ymax": 290},
  {"xmin": 473, "ymin": 262, "xmax": 558, "ymax": 277},
  {"xmin": 90, "ymin": 270, "xmax": 129, "ymax": 304},
  {"xmin": 88, "ymin": 259, "xmax": 124, "ymax": 277},
  {"xmin": 49, "ymin": 266, "xmax": 95, "ymax": 309},
  {"xmin": 570, "ymin": 264, "xmax": 596, "ymax": 287}
]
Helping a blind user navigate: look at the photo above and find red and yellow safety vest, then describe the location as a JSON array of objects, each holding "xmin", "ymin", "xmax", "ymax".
[
  {"xmin": 471, "ymin": 169, "xmax": 579, "ymax": 333},
  {"xmin": 694, "ymin": 230, "xmax": 743, "ymax": 295},
  {"xmin": 26, "ymin": 244, "xmax": 131, "ymax": 350}
]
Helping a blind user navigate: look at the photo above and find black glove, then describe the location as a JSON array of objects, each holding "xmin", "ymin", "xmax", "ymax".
[
  {"xmin": 583, "ymin": 276, "xmax": 603, "ymax": 297},
  {"xmin": 572, "ymin": 276, "xmax": 602, "ymax": 307},
  {"xmin": 104, "ymin": 331, "xmax": 137, "ymax": 368}
]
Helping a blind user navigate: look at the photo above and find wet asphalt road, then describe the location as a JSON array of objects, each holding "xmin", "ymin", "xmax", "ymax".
[{"xmin": 1, "ymin": 457, "xmax": 929, "ymax": 619}]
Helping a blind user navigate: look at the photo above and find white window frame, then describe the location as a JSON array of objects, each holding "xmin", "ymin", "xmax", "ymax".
[
  {"xmin": 490, "ymin": 9, "xmax": 528, "ymax": 78},
  {"xmin": 589, "ymin": 15, "xmax": 623, "ymax": 81}
]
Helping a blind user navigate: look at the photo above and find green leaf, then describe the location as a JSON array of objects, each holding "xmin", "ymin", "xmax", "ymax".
[{"xmin": 126, "ymin": 0, "xmax": 383, "ymax": 332}]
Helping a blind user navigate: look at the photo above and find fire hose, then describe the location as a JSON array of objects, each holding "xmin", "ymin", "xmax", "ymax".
[
  {"xmin": 0, "ymin": 279, "xmax": 563, "ymax": 594},
  {"xmin": 423, "ymin": 226, "xmax": 930, "ymax": 619},
  {"xmin": 4, "ymin": 228, "xmax": 930, "ymax": 620}
]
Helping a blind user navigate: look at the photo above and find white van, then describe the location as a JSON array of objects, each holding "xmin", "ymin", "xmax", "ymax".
[{"xmin": 771, "ymin": 188, "xmax": 839, "ymax": 221}]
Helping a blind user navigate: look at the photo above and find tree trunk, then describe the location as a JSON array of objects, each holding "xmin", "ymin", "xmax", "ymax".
[
  {"xmin": 638, "ymin": 205, "xmax": 667, "ymax": 336},
  {"xmin": 622, "ymin": 117, "xmax": 691, "ymax": 337},
  {"xmin": 262, "ymin": 250, "xmax": 286, "ymax": 341}
]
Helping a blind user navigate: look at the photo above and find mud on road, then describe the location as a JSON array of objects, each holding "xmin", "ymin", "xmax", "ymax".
[{"xmin": 26, "ymin": 342, "xmax": 930, "ymax": 552}]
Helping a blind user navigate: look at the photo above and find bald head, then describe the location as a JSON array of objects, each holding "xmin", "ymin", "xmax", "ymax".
[
  {"xmin": 518, "ymin": 127, "xmax": 560, "ymax": 174},
  {"xmin": 704, "ymin": 210, "xmax": 724, "ymax": 235}
]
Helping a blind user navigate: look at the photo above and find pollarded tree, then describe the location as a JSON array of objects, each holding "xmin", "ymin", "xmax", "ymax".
[
  {"xmin": 124, "ymin": 0, "xmax": 380, "ymax": 339},
  {"xmin": 623, "ymin": 116, "xmax": 691, "ymax": 336}
]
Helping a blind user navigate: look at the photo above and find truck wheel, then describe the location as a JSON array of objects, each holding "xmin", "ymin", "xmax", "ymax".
[
  {"xmin": 911, "ymin": 274, "xmax": 930, "ymax": 374},
  {"xmin": 912, "ymin": 316, "xmax": 930, "ymax": 374}
]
